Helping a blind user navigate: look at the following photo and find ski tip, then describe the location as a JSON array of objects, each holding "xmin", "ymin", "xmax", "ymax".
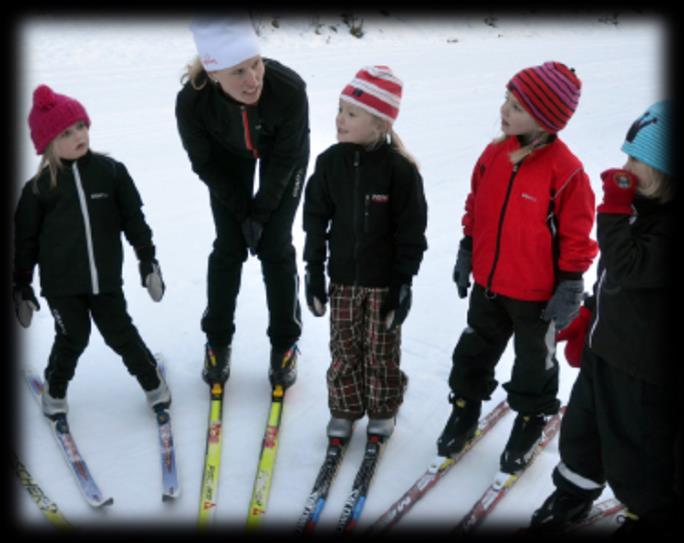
[
  {"xmin": 95, "ymin": 496, "xmax": 114, "ymax": 508},
  {"xmin": 162, "ymin": 491, "xmax": 180, "ymax": 502}
]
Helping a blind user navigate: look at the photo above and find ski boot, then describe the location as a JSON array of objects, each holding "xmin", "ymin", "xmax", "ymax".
[
  {"xmin": 367, "ymin": 417, "xmax": 396, "ymax": 438},
  {"xmin": 202, "ymin": 343, "xmax": 231, "ymax": 385},
  {"xmin": 500, "ymin": 412, "xmax": 547, "ymax": 473},
  {"xmin": 143, "ymin": 366, "xmax": 172, "ymax": 410},
  {"xmin": 327, "ymin": 417, "xmax": 354, "ymax": 440},
  {"xmin": 436, "ymin": 394, "xmax": 481, "ymax": 457},
  {"xmin": 528, "ymin": 489, "xmax": 594, "ymax": 533},
  {"xmin": 268, "ymin": 343, "xmax": 298, "ymax": 389},
  {"xmin": 41, "ymin": 382, "xmax": 68, "ymax": 417}
]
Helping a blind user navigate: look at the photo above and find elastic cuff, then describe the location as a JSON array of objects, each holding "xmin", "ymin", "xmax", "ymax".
[{"xmin": 134, "ymin": 244, "xmax": 156, "ymax": 261}]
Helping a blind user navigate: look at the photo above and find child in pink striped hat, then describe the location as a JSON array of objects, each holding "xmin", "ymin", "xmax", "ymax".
[
  {"xmin": 437, "ymin": 61, "xmax": 599, "ymax": 474},
  {"xmin": 303, "ymin": 66, "xmax": 428, "ymax": 441}
]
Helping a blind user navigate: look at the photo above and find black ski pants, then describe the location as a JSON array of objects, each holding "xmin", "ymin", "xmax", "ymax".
[
  {"xmin": 448, "ymin": 284, "xmax": 560, "ymax": 415},
  {"xmin": 552, "ymin": 347, "xmax": 678, "ymax": 526},
  {"xmin": 44, "ymin": 291, "xmax": 159, "ymax": 397},
  {"xmin": 201, "ymin": 156, "xmax": 305, "ymax": 351}
]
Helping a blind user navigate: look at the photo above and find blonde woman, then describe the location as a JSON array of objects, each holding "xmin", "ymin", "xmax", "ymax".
[{"xmin": 176, "ymin": 17, "xmax": 310, "ymax": 388}]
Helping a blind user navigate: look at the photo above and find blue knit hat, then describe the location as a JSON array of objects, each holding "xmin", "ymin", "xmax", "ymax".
[{"xmin": 621, "ymin": 100, "xmax": 672, "ymax": 176}]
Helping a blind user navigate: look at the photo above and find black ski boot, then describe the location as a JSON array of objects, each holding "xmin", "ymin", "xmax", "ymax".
[
  {"xmin": 528, "ymin": 489, "xmax": 594, "ymax": 533},
  {"xmin": 202, "ymin": 343, "xmax": 231, "ymax": 385},
  {"xmin": 268, "ymin": 344, "xmax": 298, "ymax": 389},
  {"xmin": 500, "ymin": 412, "xmax": 547, "ymax": 473},
  {"xmin": 436, "ymin": 394, "xmax": 481, "ymax": 457}
]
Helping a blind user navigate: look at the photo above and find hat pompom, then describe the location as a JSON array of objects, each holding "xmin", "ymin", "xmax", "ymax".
[{"xmin": 33, "ymin": 84, "xmax": 57, "ymax": 111}]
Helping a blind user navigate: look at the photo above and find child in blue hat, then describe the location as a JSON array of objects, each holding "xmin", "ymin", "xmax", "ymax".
[{"xmin": 527, "ymin": 101, "xmax": 678, "ymax": 536}]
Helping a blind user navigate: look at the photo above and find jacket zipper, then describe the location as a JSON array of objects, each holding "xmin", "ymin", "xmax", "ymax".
[
  {"xmin": 587, "ymin": 268, "xmax": 606, "ymax": 348},
  {"xmin": 72, "ymin": 162, "xmax": 100, "ymax": 295},
  {"xmin": 353, "ymin": 150, "xmax": 361, "ymax": 286},
  {"xmin": 241, "ymin": 106, "xmax": 259, "ymax": 159},
  {"xmin": 485, "ymin": 163, "xmax": 520, "ymax": 296}
]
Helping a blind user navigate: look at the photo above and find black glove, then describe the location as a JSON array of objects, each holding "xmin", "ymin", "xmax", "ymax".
[
  {"xmin": 305, "ymin": 264, "xmax": 327, "ymax": 317},
  {"xmin": 453, "ymin": 240, "xmax": 472, "ymax": 299},
  {"xmin": 541, "ymin": 279, "xmax": 584, "ymax": 330},
  {"xmin": 13, "ymin": 284, "xmax": 40, "ymax": 328},
  {"xmin": 135, "ymin": 245, "xmax": 165, "ymax": 302},
  {"xmin": 380, "ymin": 276, "xmax": 413, "ymax": 331},
  {"xmin": 241, "ymin": 217, "xmax": 263, "ymax": 256}
]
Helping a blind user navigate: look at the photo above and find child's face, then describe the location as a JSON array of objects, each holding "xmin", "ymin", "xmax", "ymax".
[
  {"xmin": 53, "ymin": 121, "xmax": 89, "ymax": 160},
  {"xmin": 336, "ymin": 100, "xmax": 385, "ymax": 145},
  {"xmin": 500, "ymin": 91, "xmax": 542, "ymax": 139},
  {"xmin": 210, "ymin": 55, "xmax": 264, "ymax": 105},
  {"xmin": 623, "ymin": 155, "xmax": 658, "ymax": 197}
]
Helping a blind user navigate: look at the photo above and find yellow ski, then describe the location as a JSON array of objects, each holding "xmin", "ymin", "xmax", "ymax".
[
  {"xmin": 246, "ymin": 384, "xmax": 286, "ymax": 530},
  {"xmin": 14, "ymin": 452, "xmax": 71, "ymax": 528},
  {"xmin": 197, "ymin": 382, "xmax": 225, "ymax": 527}
]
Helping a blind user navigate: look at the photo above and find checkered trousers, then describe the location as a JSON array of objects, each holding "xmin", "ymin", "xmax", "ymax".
[{"xmin": 327, "ymin": 283, "xmax": 408, "ymax": 420}]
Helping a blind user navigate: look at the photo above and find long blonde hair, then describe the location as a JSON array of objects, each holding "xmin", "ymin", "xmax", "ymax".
[
  {"xmin": 493, "ymin": 132, "xmax": 553, "ymax": 165},
  {"xmin": 181, "ymin": 56, "xmax": 209, "ymax": 90},
  {"xmin": 32, "ymin": 142, "xmax": 63, "ymax": 192},
  {"xmin": 369, "ymin": 117, "xmax": 419, "ymax": 169}
]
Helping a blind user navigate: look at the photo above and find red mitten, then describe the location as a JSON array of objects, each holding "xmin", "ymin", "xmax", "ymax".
[
  {"xmin": 597, "ymin": 168, "xmax": 638, "ymax": 215},
  {"xmin": 555, "ymin": 306, "xmax": 592, "ymax": 367}
]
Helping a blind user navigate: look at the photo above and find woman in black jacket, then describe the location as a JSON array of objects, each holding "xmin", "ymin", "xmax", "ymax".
[
  {"xmin": 529, "ymin": 101, "xmax": 678, "ymax": 536},
  {"xmin": 303, "ymin": 66, "xmax": 428, "ymax": 440},
  {"xmin": 13, "ymin": 84, "xmax": 169, "ymax": 416},
  {"xmin": 176, "ymin": 17, "xmax": 310, "ymax": 388}
]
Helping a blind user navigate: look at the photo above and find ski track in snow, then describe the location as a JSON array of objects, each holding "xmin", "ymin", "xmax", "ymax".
[{"xmin": 14, "ymin": 13, "xmax": 664, "ymax": 532}]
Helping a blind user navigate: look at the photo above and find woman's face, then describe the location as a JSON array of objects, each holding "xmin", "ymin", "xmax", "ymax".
[
  {"xmin": 210, "ymin": 56, "xmax": 265, "ymax": 105},
  {"xmin": 53, "ymin": 121, "xmax": 89, "ymax": 160},
  {"xmin": 336, "ymin": 100, "xmax": 386, "ymax": 145},
  {"xmin": 500, "ymin": 91, "xmax": 542, "ymax": 139}
]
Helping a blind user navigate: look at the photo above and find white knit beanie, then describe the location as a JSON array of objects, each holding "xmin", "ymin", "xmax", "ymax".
[{"xmin": 190, "ymin": 17, "xmax": 261, "ymax": 72}]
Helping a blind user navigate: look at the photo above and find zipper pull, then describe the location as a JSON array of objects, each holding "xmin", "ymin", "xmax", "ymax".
[{"xmin": 353, "ymin": 151, "xmax": 360, "ymax": 168}]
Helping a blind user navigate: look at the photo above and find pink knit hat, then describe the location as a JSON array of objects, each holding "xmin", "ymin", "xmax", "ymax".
[
  {"xmin": 28, "ymin": 84, "xmax": 91, "ymax": 154},
  {"xmin": 506, "ymin": 61, "xmax": 581, "ymax": 133},
  {"xmin": 340, "ymin": 65, "xmax": 403, "ymax": 124}
]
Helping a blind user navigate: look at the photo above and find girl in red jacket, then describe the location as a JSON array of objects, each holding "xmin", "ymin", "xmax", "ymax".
[{"xmin": 437, "ymin": 62, "xmax": 598, "ymax": 474}]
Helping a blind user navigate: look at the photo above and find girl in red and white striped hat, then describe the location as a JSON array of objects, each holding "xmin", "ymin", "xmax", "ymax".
[
  {"xmin": 303, "ymin": 66, "xmax": 428, "ymax": 441},
  {"xmin": 437, "ymin": 61, "xmax": 599, "ymax": 474}
]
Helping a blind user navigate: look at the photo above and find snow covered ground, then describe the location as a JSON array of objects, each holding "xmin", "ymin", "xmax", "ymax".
[{"xmin": 14, "ymin": 12, "xmax": 666, "ymax": 535}]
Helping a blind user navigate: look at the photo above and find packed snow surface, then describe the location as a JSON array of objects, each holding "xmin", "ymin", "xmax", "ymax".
[{"xmin": 14, "ymin": 12, "xmax": 665, "ymax": 533}]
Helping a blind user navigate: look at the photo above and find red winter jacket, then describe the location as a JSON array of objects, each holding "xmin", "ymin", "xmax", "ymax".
[{"xmin": 462, "ymin": 136, "xmax": 598, "ymax": 301}]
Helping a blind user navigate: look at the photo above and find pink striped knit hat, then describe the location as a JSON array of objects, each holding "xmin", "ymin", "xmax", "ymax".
[
  {"xmin": 507, "ymin": 61, "xmax": 581, "ymax": 133},
  {"xmin": 340, "ymin": 65, "xmax": 403, "ymax": 124}
]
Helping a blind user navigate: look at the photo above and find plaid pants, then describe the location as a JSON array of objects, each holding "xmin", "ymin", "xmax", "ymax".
[{"xmin": 327, "ymin": 283, "xmax": 407, "ymax": 420}]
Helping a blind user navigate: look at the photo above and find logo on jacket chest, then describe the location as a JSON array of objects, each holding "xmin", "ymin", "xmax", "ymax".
[
  {"xmin": 90, "ymin": 192, "xmax": 110, "ymax": 200},
  {"xmin": 370, "ymin": 194, "xmax": 389, "ymax": 203}
]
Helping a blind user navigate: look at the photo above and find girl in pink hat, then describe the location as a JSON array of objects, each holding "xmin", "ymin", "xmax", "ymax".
[
  {"xmin": 303, "ymin": 66, "xmax": 428, "ymax": 441},
  {"xmin": 14, "ymin": 84, "xmax": 170, "ymax": 416},
  {"xmin": 437, "ymin": 62, "xmax": 599, "ymax": 474}
]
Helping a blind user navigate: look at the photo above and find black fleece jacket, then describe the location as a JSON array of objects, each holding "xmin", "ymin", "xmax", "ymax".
[
  {"xmin": 14, "ymin": 151, "xmax": 154, "ymax": 297},
  {"xmin": 175, "ymin": 58, "xmax": 310, "ymax": 224},
  {"xmin": 585, "ymin": 195, "xmax": 676, "ymax": 386},
  {"xmin": 303, "ymin": 141, "xmax": 428, "ymax": 287}
]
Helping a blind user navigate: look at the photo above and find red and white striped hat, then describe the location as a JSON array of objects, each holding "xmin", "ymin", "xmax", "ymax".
[{"xmin": 340, "ymin": 65, "xmax": 403, "ymax": 123}]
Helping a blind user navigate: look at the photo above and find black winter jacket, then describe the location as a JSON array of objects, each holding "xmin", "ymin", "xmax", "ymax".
[
  {"xmin": 175, "ymin": 58, "xmax": 310, "ymax": 224},
  {"xmin": 14, "ymin": 152, "xmax": 154, "ymax": 297},
  {"xmin": 303, "ymin": 142, "xmax": 428, "ymax": 287},
  {"xmin": 585, "ymin": 195, "xmax": 676, "ymax": 386}
]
